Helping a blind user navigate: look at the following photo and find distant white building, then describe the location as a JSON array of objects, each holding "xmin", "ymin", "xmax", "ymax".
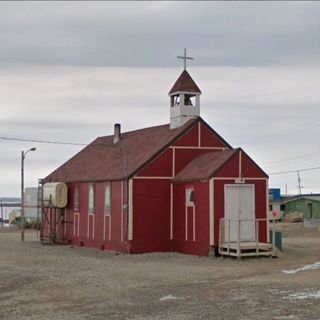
[
  {"xmin": 24, "ymin": 187, "xmax": 39, "ymax": 222},
  {"xmin": 8, "ymin": 209, "xmax": 21, "ymax": 224}
]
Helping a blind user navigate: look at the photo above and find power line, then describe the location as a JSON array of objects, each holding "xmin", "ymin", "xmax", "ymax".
[
  {"xmin": 261, "ymin": 151, "xmax": 320, "ymax": 167},
  {"xmin": 269, "ymin": 166, "xmax": 320, "ymax": 175},
  {"xmin": 1, "ymin": 135, "xmax": 320, "ymax": 178},
  {"xmin": 0, "ymin": 136, "xmax": 87, "ymax": 146}
]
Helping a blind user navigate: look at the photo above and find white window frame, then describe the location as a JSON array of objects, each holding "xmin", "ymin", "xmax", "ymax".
[
  {"xmin": 186, "ymin": 187, "xmax": 194, "ymax": 207},
  {"xmin": 88, "ymin": 184, "xmax": 94, "ymax": 214},
  {"xmin": 74, "ymin": 187, "xmax": 79, "ymax": 212},
  {"xmin": 104, "ymin": 183, "xmax": 111, "ymax": 216}
]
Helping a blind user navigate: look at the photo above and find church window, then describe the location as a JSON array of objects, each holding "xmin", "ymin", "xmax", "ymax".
[
  {"xmin": 88, "ymin": 185, "xmax": 94, "ymax": 214},
  {"xmin": 104, "ymin": 184, "xmax": 111, "ymax": 215},
  {"xmin": 74, "ymin": 187, "xmax": 79, "ymax": 211},
  {"xmin": 186, "ymin": 188, "xmax": 194, "ymax": 206}
]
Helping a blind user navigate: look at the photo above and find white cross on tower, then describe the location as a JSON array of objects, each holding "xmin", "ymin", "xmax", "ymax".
[{"xmin": 177, "ymin": 48, "xmax": 194, "ymax": 71}]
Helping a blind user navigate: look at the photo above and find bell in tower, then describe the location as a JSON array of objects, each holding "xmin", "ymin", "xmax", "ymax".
[{"xmin": 169, "ymin": 49, "xmax": 202, "ymax": 129}]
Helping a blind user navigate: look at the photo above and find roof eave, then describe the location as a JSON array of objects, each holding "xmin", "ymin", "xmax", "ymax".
[{"xmin": 168, "ymin": 90, "xmax": 202, "ymax": 96}]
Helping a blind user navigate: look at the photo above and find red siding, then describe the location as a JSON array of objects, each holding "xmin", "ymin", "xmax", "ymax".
[
  {"xmin": 173, "ymin": 182, "xmax": 210, "ymax": 256},
  {"xmin": 247, "ymin": 179, "xmax": 268, "ymax": 243},
  {"xmin": 175, "ymin": 148, "xmax": 214, "ymax": 175},
  {"xmin": 43, "ymin": 181, "xmax": 129, "ymax": 252},
  {"xmin": 137, "ymin": 149, "xmax": 173, "ymax": 177},
  {"xmin": 67, "ymin": 184, "xmax": 77, "ymax": 239},
  {"xmin": 200, "ymin": 123, "xmax": 227, "ymax": 148},
  {"xmin": 110, "ymin": 181, "xmax": 122, "ymax": 243},
  {"xmin": 215, "ymin": 152, "xmax": 239, "ymax": 178},
  {"xmin": 42, "ymin": 119, "xmax": 268, "ymax": 257},
  {"xmin": 242, "ymin": 152, "xmax": 266, "ymax": 177},
  {"xmin": 173, "ymin": 125, "xmax": 198, "ymax": 147},
  {"xmin": 131, "ymin": 179, "xmax": 171, "ymax": 253},
  {"xmin": 92, "ymin": 182, "xmax": 105, "ymax": 244},
  {"xmin": 172, "ymin": 184, "xmax": 185, "ymax": 242}
]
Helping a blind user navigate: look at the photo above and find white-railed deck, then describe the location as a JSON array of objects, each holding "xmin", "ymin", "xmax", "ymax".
[{"xmin": 219, "ymin": 218, "xmax": 276, "ymax": 258}]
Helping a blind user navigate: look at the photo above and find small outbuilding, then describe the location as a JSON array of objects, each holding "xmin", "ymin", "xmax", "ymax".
[
  {"xmin": 41, "ymin": 67, "xmax": 271, "ymax": 256},
  {"xmin": 284, "ymin": 196, "xmax": 320, "ymax": 228}
]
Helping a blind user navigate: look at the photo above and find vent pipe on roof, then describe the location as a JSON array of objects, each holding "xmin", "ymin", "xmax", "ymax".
[{"xmin": 113, "ymin": 123, "xmax": 121, "ymax": 144}]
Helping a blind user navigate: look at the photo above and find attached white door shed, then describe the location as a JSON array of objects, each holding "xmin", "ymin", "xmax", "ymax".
[
  {"xmin": 220, "ymin": 184, "xmax": 273, "ymax": 258},
  {"xmin": 224, "ymin": 184, "xmax": 255, "ymax": 242}
]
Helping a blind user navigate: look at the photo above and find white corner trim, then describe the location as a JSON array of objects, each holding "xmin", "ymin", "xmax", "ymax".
[
  {"xmin": 209, "ymin": 179, "xmax": 214, "ymax": 246},
  {"xmin": 170, "ymin": 183, "xmax": 173, "ymax": 240}
]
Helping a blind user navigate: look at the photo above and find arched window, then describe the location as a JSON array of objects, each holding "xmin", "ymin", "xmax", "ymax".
[
  {"xmin": 104, "ymin": 184, "xmax": 111, "ymax": 215},
  {"xmin": 186, "ymin": 188, "xmax": 194, "ymax": 207},
  {"xmin": 74, "ymin": 187, "xmax": 79, "ymax": 211},
  {"xmin": 88, "ymin": 185, "xmax": 94, "ymax": 214}
]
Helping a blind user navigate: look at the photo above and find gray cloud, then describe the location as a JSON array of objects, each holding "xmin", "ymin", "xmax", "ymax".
[
  {"xmin": 0, "ymin": 2, "xmax": 319, "ymax": 196},
  {"xmin": 0, "ymin": 2, "xmax": 319, "ymax": 68}
]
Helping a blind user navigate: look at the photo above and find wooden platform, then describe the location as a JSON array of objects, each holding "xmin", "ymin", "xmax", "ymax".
[{"xmin": 219, "ymin": 241, "xmax": 273, "ymax": 258}]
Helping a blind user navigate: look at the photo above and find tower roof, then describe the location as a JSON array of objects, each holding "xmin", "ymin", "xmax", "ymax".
[{"xmin": 169, "ymin": 70, "xmax": 201, "ymax": 95}]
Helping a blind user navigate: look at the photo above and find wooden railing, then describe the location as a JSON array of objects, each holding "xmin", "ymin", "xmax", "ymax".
[{"xmin": 219, "ymin": 218, "xmax": 276, "ymax": 257}]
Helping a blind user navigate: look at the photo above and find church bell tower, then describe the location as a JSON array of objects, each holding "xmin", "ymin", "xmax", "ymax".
[{"xmin": 169, "ymin": 49, "xmax": 201, "ymax": 129}]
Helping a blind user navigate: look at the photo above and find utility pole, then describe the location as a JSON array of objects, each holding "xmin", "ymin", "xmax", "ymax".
[
  {"xmin": 297, "ymin": 170, "xmax": 302, "ymax": 195},
  {"xmin": 0, "ymin": 200, "xmax": 3, "ymax": 228},
  {"xmin": 21, "ymin": 151, "xmax": 25, "ymax": 240},
  {"xmin": 21, "ymin": 147, "xmax": 36, "ymax": 241}
]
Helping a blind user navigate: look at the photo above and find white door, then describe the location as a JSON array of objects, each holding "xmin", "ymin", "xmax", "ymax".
[{"xmin": 224, "ymin": 185, "xmax": 255, "ymax": 242}]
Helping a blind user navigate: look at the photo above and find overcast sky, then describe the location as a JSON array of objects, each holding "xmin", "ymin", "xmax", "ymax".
[{"xmin": 0, "ymin": 1, "xmax": 319, "ymax": 198}]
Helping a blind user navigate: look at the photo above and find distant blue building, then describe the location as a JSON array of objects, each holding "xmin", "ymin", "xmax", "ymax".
[
  {"xmin": 269, "ymin": 188, "xmax": 281, "ymax": 201},
  {"xmin": 268, "ymin": 188, "xmax": 284, "ymax": 219}
]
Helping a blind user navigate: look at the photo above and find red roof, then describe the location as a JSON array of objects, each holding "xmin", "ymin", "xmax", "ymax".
[
  {"xmin": 44, "ymin": 118, "xmax": 201, "ymax": 183},
  {"xmin": 169, "ymin": 70, "xmax": 201, "ymax": 95},
  {"xmin": 173, "ymin": 149, "xmax": 239, "ymax": 183}
]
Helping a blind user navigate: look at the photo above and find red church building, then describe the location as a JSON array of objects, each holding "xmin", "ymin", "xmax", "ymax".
[{"xmin": 41, "ymin": 66, "xmax": 271, "ymax": 257}]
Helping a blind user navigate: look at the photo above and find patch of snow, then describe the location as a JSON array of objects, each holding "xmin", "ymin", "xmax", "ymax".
[
  {"xmin": 274, "ymin": 316, "xmax": 299, "ymax": 320},
  {"xmin": 160, "ymin": 294, "xmax": 182, "ymax": 301},
  {"xmin": 281, "ymin": 261, "xmax": 320, "ymax": 274},
  {"xmin": 284, "ymin": 289, "xmax": 320, "ymax": 300}
]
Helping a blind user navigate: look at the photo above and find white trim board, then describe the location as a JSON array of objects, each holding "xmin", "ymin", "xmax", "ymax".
[
  {"xmin": 133, "ymin": 176, "xmax": 173, "ymax": 180},
  {"xmin": 209, "ymin": 178, "xmax": 214, "ymax": 246},
  {"xmin": 170, "ymin": 146, "xmax": 227, "ymax": 150}
]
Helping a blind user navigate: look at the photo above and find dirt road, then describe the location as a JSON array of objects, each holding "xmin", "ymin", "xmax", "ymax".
[{"xmin": 0, "ymin": 223, "xmax": 319, "ymax": 320}]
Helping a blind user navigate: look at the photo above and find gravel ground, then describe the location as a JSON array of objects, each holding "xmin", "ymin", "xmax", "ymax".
[{"xmin": 0, "ymin": 223, "xmax": 319, "ymax": 320}]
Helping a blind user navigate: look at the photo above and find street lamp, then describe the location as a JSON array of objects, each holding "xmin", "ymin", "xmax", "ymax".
[{"xmin": 21, "ymin": 147, "xmax": 36, "ymax": 241}]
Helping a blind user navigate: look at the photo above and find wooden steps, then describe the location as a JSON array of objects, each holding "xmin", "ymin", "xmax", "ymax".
[{"xmin": 219, "ymin": 241, "xmax": 273, "ymax": 258}]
